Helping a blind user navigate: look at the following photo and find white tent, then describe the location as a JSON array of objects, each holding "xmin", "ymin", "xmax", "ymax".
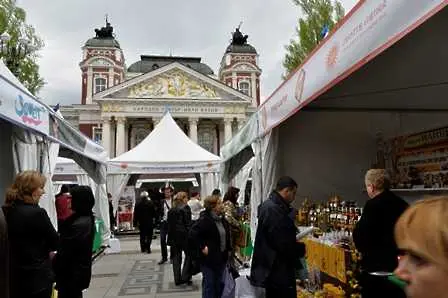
[
  {"xmin": 54, "ymin": 157, "xmax": 110, "ymax": 242},
  {"xmin": 220, "ymin": 1, "xmax": 448, "ymax": 243},
  {"xmin": 107, "ymin": 111, "xmax": 220, "ymax": 205},
  {"xmin": 0, "ymin": 58, "xmax": 108, "ymax": 243},
  {"xmin": 109, "ymin": 111, "xmax": 220, "ymax": 174}
]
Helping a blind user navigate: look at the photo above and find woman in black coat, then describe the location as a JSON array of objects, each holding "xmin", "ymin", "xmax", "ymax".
[
  {"xmin": 3, "ymin": 171, "xmax": 59, "ymax": 298},
  {"xmin": 189, "ymin": 195, "xmax": 231, "ymax": 298},
  {"xmin": 54, "ymin": 186, "xmax": 95, "ymax": 298}
]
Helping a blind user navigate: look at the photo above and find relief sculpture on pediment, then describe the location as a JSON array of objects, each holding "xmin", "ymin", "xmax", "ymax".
[{"xmin": 128, "ymin": 70, "xmax": 218, "ymax": 99}]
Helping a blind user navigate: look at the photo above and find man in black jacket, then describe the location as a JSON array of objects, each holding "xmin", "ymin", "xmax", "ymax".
[
  {"xmin": 250, "ymin": 176, "xmax": 299, "ymax": 298},
  {"xmin": 353, "ymin": 169, "xmax": 408, "ymax": 298},
  {"xmin": 134, "ymin": 191, "xmax": 156, "ymax": 253}
]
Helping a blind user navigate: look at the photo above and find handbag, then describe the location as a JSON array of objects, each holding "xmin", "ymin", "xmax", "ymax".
[{"xmin": 222, "ymin": 264, "xmax": 236, "ymax": 298}]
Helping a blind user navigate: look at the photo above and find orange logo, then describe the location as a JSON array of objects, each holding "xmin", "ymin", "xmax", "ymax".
[
  {"xmin": 294, "ymin": 69, "xmax": 306, "ymax": 103},
  {"xmin": 326, "ymin": 44, "xmax": 339, "ymax": 69},
  {"xmin": 120, "ymin": 163, "xmax": 128, "ymax": 169}
]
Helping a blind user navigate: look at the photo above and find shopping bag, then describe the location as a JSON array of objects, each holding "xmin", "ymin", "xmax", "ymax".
[
  {"xmin": 235, "ymin": 275, "xmax": 265, "ymax": 298},
  {"xmin": 222, "ymin": 264, "xmax": 236, "ymax": 298}
]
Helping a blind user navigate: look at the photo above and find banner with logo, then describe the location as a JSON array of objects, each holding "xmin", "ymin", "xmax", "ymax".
[
  {"xmin": 258, "ymin": 0, "xmax": 446, "ymax": 136},
  {"xmin": 0, "ymin": 69, "xmax": 49, "ymax": 135}
]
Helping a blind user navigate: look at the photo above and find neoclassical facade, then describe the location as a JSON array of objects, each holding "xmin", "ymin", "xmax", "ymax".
[{"xmin": 60, "ymin": 21, "xmax": 261, "ymax": 157}]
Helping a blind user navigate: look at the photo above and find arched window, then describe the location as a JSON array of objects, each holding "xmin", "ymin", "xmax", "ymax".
[
  {"xmin": 239, "ymin": 81, "xmax": 250, "ymax": 96},
  {"xmin": 94, "ymin": 77, "xmax": 107, "ymax": 94}
]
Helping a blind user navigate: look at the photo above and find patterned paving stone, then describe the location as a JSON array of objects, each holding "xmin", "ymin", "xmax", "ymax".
[{"xmin": 119, "ymin": 260, "xmax": 200, "ymax": 296}]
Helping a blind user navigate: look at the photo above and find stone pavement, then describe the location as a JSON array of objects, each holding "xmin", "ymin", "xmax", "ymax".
[{"xmin": 84, "ymin": 236, "xmax": 202, "ymax": 298}]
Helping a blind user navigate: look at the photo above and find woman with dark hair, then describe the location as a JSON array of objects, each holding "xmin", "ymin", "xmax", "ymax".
[
  {"xmin": 3, "ymin": 171, "xmax": 59, "ymax": 298},
  {"xmin": 54, "ymin": 186, "xmax": 95, "ymax": 298}
]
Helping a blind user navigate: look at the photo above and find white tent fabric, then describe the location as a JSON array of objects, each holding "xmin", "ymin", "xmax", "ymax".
[
  {"xmin": 106, "ymin": 174, "xmax": 131, "ymax": 218},
  {"xmin": 235, "ymin": 157, "xmax": 254, "ymax": 205},
  {"xmin": 12, "ymin": 128, "xmax": 58, "ymax": 228},
  {"xmin": 200, "ymin": 172, "xmax": 220, "ymax": 198},
  {"xmin": 109, "ymin": 112, "xmax": 221, "ymax": 174},
  {"xmin": 55, "ymin": 157, "xmax": 111, "ymax": 241},
  {"xmin": 220, "ymin": 0, "xmax": 447, "ymax": 186}
]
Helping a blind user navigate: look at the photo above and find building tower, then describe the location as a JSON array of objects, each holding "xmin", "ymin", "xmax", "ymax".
[
  {"xmin": 79, "ymin": 19, "xmax": 125, "ymax": 105},
  {"xmin": 219, "ymin": 26, "xmax": 262, "ymax": 106}
]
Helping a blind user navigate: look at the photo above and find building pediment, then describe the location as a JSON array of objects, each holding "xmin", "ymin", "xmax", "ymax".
[{"xmin": 93, "ymin": 62, "xmax": 252, "ymax": 103}]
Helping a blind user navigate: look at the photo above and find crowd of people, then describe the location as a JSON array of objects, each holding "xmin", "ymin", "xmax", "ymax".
[
  {"xmin": 0, "ymin": 168, "xmax": 447, "ymax": 298},
  {"xmin": 0, "ymin": 171, "xmax": 96, "ymax": 298},
  {"xmin": 133, "ymin": 184, "xmax": 238, "ymax": 298}
]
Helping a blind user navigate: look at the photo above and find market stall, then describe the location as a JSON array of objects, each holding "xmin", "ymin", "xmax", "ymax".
[
  {"xmin": 224, "ymin": 1, "xmax": 448, "ymax": 296},
  {"xmin": 107, "ymin": 111, "xmax": 221, "ymax": 227},
  {"xmin": 53, "ymin": 157, "xmax": 109, "ymax": 244},
  {"xmin": 0, "ymin": 60, "xmax": 109, "ymax": 240}
]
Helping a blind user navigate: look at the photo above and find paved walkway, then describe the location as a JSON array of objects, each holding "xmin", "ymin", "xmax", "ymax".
[{"xmin": 85, "ymin": 236, "xmax": 202, "ymax": 298}]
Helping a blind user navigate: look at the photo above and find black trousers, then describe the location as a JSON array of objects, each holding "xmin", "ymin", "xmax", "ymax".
[
  {"xmin": 139, "ymin": 226, "xmax": 154, "ymax": 252},
  {"xmin": 265, "ymin": 285, "xmax": 296, "ymax": 298},
  {"xmin": 159, "ymin": 221, "xmax": 171, "ymax": 260},
  {"xmin": 171, "ymin": 244, "xmax": 192, "ymax": 284},
  {"xmin": 360, "ymin": 272, "xmax": 406, "ymax": 298}
]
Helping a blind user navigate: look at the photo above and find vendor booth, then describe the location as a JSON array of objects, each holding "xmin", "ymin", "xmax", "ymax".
[
  {"xmin": 0, "ymin": 60, "xmax": 109, "ymax": 242},
  {"xmin": 222, "ymin": 1, "xmax": 448, "ymax": 296},
  {"xmin": 53, "ymin": 157, "xmax": 109, "ymax": 245},
  {"xmin": 107, "ymin": 111, "xmax": 221, "ymax": 222}
]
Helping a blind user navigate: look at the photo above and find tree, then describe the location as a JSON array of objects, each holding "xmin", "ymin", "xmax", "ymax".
[
  {"xmin": 0, "ymin": 0, "xmax": 44, "ymax": 95},
  {"xmin": 283, "ymin": 0, "xmax": 345, "ymax": 77}
]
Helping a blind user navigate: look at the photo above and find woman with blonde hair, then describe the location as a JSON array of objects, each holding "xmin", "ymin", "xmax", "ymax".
[
  {"xmin": 394, "ymin": 197, "xmax": 448, "ymax": 298},
  {"xmin": 2, "ymin": 171, "xmax": 59, "ymax": 298},
  {"xmin": 167, "ymin": 191, "xmax": 193, "ymax": 286}
]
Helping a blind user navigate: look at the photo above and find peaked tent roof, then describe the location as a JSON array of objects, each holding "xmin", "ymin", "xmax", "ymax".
[{"xmin": 108, "ymin": 112, "xmax": 220, "ymax": 174}]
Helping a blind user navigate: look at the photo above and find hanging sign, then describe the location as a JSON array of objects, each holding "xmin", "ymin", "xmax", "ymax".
[
  {"xmin": 258, "ymin": 0, "xmax": 447, "ymax": 136},
  {"xmin": 0, "ymin": 78, "xmax": 49, "ymax": 135}
]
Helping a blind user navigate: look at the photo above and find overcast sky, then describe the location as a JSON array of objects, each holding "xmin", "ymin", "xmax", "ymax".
[{"xmin": 18, "ymin": 0, "xmax": 358, "ymax": 105}]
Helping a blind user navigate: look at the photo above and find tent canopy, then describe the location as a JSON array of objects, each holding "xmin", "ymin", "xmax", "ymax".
[
  {"xmin": 220, "ymin": 0, "xmax": 447, "ymax": 183},
  {"xmin": 109, "ymin": 111, "xmax": 220, "ymax": 174}
]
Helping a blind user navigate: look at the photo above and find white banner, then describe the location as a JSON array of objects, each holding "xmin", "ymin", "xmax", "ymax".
[
  {"xmin": 0, "ymin": 77, "xmax": 49, "ymax": 135},
  {"xmin": 107, "ymin": 160, "xmax": 220, "ymax": 174},
  {"xmin": 258, "ymin": 0, "xmax": 446, "ymax": 136}
]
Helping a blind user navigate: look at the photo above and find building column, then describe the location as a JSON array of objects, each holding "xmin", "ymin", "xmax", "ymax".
[
  {"xmin": 224, "ymin": 118, "xmax": 233, "ymax": 143},
  {"xmin": 232, "ymin": 71, "xmax": 237, "ymax": 89},
  {"xmin": 130, "ymin": 125, "xmax": 136, "ymax": 149},
  {"xmin": 189, "ymin": 118, "xmax": 198, "ymax": 143},
  {"xmin": 86, "ymin": 67, "xmax": 93, "ymax": 104},
  {"xmin": 102, "ymin": 117, "xmax": 111, "ymax": 157},
  {"xmin": 251, "ymin": 72, "xmax": 257, "ymax": 106},
  {"xmin": 125, "ymin": 122, "xmax": 129, "ymax": 151},
  {"xmin": 108, "ymin": 68, "xmax": 114, "ymax": 88},
  {"xmin": 115, "ymin": 117, "xmax": 126, "ymax": 156},
  {"xmin": 237, "ymin": 118, "xmax": 245, "ymax": 131}
]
